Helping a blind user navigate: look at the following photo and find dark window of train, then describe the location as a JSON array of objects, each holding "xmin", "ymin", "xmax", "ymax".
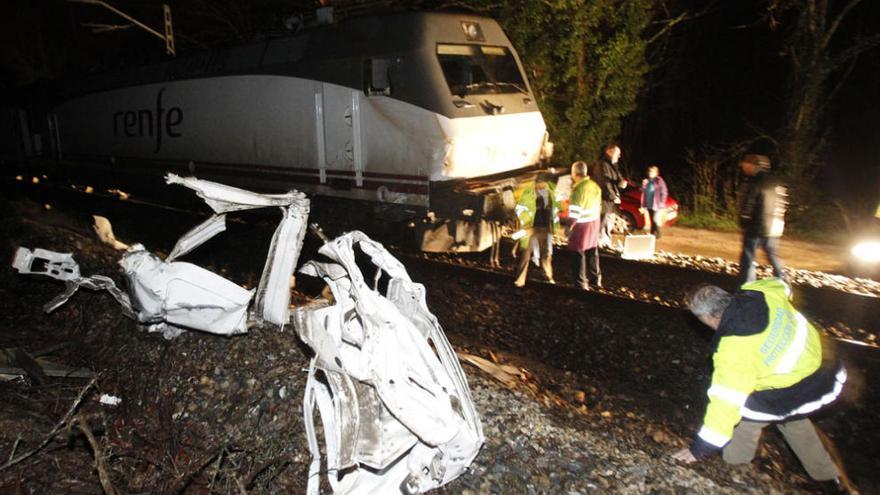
[
  {"xmin": 436, "ymin": 44, "xmax": 527, "ymax": 97},
  {"xmin": 364, "ymin": 58, "xmax": 392, "ymax": 96},
  {"xmin": 262, "ymin": 37, "xmax": 308, "ymax": 66}
]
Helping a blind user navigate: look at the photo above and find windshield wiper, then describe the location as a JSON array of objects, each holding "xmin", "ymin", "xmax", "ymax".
[
  {"xmin": 501, "ymin": 82, "xmax": 529, "ymax": 95},
  {"xmin": 461, "ymin": 81, "xmax": 528, "ymax": 95}
]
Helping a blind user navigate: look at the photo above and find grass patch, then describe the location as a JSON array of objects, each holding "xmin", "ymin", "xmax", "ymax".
[
  {"xmin": 675, "ymin": 207, "xmax": 849, "ymax": 246},
  {"xmin": 675, "ymin": 210, "xmax": 739, "ymax": 231}
]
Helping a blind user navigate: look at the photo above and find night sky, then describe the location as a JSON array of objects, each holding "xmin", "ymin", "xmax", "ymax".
[
  {"xmin": 625, "ymin": 0, "xmax": 880, "ymax": 206},
  {"xmin": 2, "ymin": 0, "xmax": 879, "ymax": 208}
]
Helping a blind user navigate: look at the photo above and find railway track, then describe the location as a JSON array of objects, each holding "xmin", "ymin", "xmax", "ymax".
[
  {"xmin": 402, "ymin": 253, "xmax": 880, "ymax": 362},
  {"xmin": 418, "ymin": 250, "xmax": 880, "ymax": 348},
  {"xmin": 6, "ymin": 174, "xmax": 879, "ymax": 351}
]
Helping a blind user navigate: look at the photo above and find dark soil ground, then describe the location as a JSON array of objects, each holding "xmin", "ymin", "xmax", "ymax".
[{"xmin": 1, "ymin": 188, "xmax": 878, "ymax": 494}]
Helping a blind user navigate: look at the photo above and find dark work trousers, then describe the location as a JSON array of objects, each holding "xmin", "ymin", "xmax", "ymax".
[
  {"xmin": 599, "ymin": 201, "xmax": 618, "ymax": 247},
  {"xmin": 739, "ymin": 235, "xmax": 785, "ymax": 285},
  {"xmin": 647, "ymin": 208, "xmax": 662, "ymax": 238},
  {"xmin": 573, "ymin": 247, "xmax": 601, "ymax": 289}
]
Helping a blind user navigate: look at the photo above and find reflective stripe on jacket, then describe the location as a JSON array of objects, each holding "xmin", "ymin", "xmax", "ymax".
[
  {"xmin": 568, "ymin": 178, "xmax": 601, "ymax": 224},
  {"xmin": 691, "ymin": 278, "xmax": 846, "ymax": 457}
]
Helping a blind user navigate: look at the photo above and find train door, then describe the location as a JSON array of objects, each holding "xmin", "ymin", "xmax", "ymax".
[{"xmin": 320, "ymin": 84, "xmax": 364, "ymax": 187}]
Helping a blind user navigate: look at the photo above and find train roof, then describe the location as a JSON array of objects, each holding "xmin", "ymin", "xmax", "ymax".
[{"xmin": 52, "ymin": 11, "xmax": 512, "ymax": 101}]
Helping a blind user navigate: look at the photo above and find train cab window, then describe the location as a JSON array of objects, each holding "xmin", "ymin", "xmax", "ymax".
[
  {"xmin": 364, "ymin": 58, "xmax": 392, "ymax": 96},
  {"xmin": 436, "ymin": 44, "xmax": 527, "ymax": 97}
]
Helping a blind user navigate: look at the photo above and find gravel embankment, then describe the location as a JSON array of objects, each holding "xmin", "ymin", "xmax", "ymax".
[{"xmin": 2, "ymin": 202, "xmax": 876, "ymax": 494}]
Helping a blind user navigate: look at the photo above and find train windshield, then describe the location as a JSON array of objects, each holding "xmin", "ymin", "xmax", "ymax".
[{"xmin": 437, "ymin": 44, "xmax": 528, "ymax": 97}]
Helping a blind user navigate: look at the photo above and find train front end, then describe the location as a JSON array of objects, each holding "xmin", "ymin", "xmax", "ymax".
[{"xmin": 418, "ymin": 16, "xmax": 553, "ymax": 252}]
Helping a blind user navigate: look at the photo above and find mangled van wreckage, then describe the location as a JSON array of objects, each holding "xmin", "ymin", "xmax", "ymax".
[
  {"xmin": 13, "ymin": 173, "xmax": 310, "ymax": 338},
  {"xmin": 295, "ymin": 231, "xmax": 484, "ymax": 494},
  {"xmin": 11, "ymin": 175, "xmax": 484, "ymax": 494}
]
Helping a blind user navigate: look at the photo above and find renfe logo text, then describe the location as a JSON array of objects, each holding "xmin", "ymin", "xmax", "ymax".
[{"xmin": 113, "ymin": 88, "xmax": 182, "ymax": 153}]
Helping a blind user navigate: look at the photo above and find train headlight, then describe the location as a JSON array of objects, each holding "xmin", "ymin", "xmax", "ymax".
[{"xmin": 851, "ymin": 240, "xmax": 880, "ymax": 263}]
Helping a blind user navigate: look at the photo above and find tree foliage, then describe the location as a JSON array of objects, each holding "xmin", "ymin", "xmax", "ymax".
[{"xmin": 490, "ymin": 0, "xmax": 652, "ymax": 164}]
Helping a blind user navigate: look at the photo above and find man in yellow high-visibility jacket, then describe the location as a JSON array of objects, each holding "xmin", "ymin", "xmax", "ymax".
[
  {"xmin": 566, "ymin": 161, "xmax": 602, "ymax": 290},
  {"xmin": 513, "ymin": 173, "xmax": 559, "ymax": 287},
  {"xmin": 672, "ymin": 279, "xmax": 847, "ymax": 486}
]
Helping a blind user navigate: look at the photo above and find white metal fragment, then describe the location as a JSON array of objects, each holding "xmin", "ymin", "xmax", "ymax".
[
  {"xmin": 294, "ymin": 231, "xmax": 484, "ymax": 495},
  {"xmin": 166, "ymin": 173, "xmax": 310, "ymax": 326},
  {"xmin": 99, "ymin": 394, "xmax": 122, "ymax": 406},
  {"xmin": 120, "ymin": 245, "xmax": 254, "ymax": 338},
  {"xmin": 253, "ymin": 202, "xmax": 309, "ymax": 326},
  {"xmin": 166, "ymin": 214, "xmax": 227, "ymax": 262},
  {"xmin": 12, "ymin": 247, "xmax": 134, "ymax": 315},
  {"xmin": 12, "ymin": 247, "xmax": 81, "ymax": 281},
  {"xmin": 166, "ymin": 173, "xmax": 305, "ymax": 213}
]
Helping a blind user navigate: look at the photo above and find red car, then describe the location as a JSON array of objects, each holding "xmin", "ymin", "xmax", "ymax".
[
  {"xmin": 616, "ymin": 180, "xmax": 679, "ymax": 233},
  {"xmin": 553, "ymin": 176, "xmax": 679, "ymax": 233}
]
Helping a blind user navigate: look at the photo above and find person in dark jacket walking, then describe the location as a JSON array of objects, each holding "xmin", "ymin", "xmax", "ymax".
[
  {"xmin": 639, "ymin": 165, "xmax": 668, "ymax": 238},
  {"xmin": 595, "ymin": 143, "xmax": 628, "ymax": 248},
  {"xmin": 738, "ymin": 154, "xmax": 788, "ymax": 285}
]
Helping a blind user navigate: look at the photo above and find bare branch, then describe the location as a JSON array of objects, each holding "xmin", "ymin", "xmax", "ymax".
[
  {"xmin": 826, "ymin": 33, "xmax": 880, "ymax": 74},
  {"xmin": 820, "ymin": 0, "xmax": 864, "ymax": 51},
  {"xmin": 648, "ymin": 11, "xmax": 688, "ymax": 44},
  {"xmin": 76, "ymin": 411, "xmax": 117, "ymax": 495},
  {"xmin": 818, "ymin": 54, "xmax": 858, "ymax": 116},
  {"xmin": 0, "ymin": 377, "xmax": 97, "ymax": 471}
]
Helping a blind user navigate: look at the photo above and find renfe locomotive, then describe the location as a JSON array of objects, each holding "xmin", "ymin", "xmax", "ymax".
[{"xmin": 4, "ymin": 11, "xmax": 553, "ymax": 252}]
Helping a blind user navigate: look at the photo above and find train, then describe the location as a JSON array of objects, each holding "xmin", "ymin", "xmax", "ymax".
[{"xmin": 2, "ymin": 10, "xmax": 554, "ymax": 252}]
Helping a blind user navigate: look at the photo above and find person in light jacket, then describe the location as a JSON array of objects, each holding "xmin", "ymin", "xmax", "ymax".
[{"xmin": 639, "ymin": 165, "xmax": 669, "ymax": 238}]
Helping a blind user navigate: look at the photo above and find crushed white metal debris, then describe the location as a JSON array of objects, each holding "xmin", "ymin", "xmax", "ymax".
[
  {"xmin": 295, "ymin": 231, "xmax": 484, "ymax": 494},
  {"xmin": 11, "ymin": 174, "xmax": 309, "ymax": 338},
  {"xmin": 10, "ymin": 178, "xmax": 485, "ymax": 494}
]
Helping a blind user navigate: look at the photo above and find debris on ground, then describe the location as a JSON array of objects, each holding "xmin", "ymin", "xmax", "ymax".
[
  {"xmin": 11, "ymin": 174, "xmax": 309, "ymax": 339},
  {"xmin": 2, "ymin": 194, "xmax": 878, "ymax": 494},
  {"xmin": 4, "ymin": 192, "xmax": 487, "ymax": 494},
  {"xmin": 295, "ymin": 231, "xmax": 483, "ymax": 494}
]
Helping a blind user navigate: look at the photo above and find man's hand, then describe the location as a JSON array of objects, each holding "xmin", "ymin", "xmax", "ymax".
[
  {"xmin": 671, "ymin": 448, "xmax": 697, "ymax": 464},
  {"xmin": 613, "ymin": 197, "xmax": 621, "ymax": 204},
  {"xmin": 619, "ymin": 179, "xmax": 628, "ymax": 189}
]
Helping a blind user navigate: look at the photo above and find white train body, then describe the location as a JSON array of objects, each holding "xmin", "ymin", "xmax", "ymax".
[{"xmin": 12, "ymin": 12, "xmax": 552, "ymax": 251}]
